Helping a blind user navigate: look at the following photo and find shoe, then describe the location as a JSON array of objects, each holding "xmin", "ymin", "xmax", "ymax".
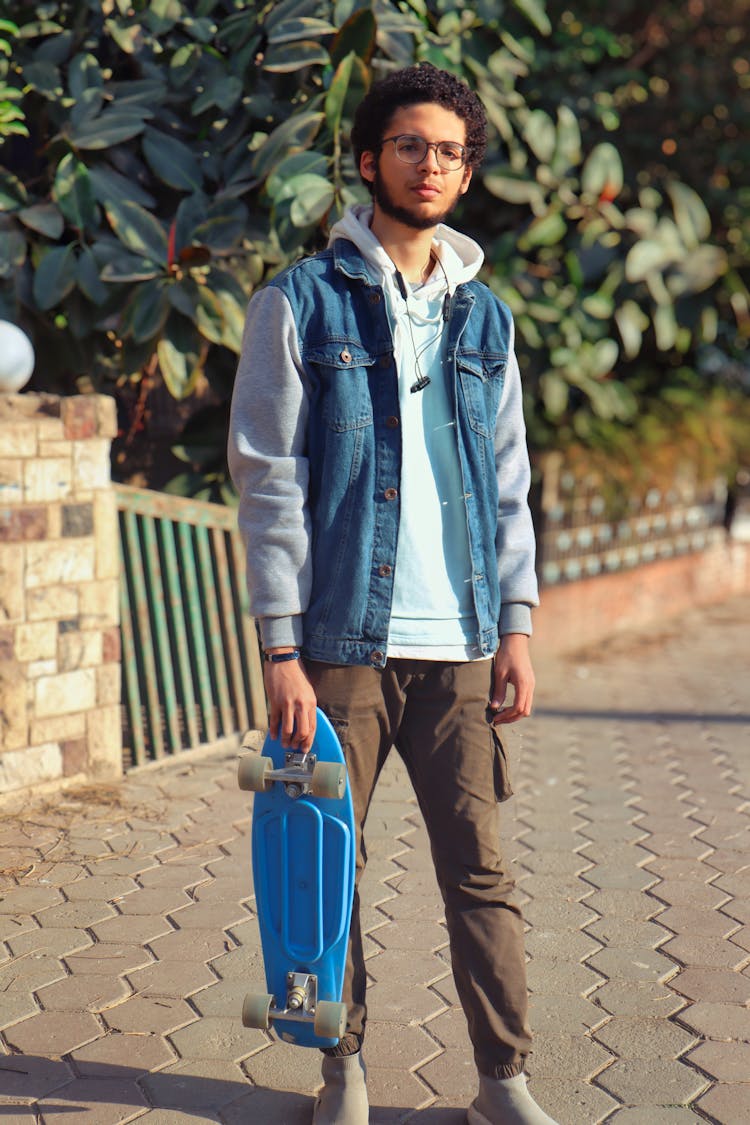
[
  {"xmin": 467, "ymin": 1073, "xmax": 559, "ymax": 1125},
  {"xmin": 312, "ymin": 1051, "xmax": 368, "ymax": 1124}
]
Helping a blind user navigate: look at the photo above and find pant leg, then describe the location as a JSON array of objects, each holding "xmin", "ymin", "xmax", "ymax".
[
  {"xmin": 393, "ymin": 658, "xmax": 532, "ymax": 1079},
  {"xmin": 305, "ymin": 661, "xmax": 404, "ymax": 1043}
]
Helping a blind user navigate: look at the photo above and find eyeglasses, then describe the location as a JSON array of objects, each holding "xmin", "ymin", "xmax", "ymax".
[{"xmin": 381, "ymin": 134, "xmax": 467, "ymax": 171}]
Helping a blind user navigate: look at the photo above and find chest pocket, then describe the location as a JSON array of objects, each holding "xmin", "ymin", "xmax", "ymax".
[
  {"xmin": 457, "ymin": 352, "xmax": 507, "ymax": 439},
  {"xmin": 305, "ymin": 341, "xmax": 378, "ymax": 432}
]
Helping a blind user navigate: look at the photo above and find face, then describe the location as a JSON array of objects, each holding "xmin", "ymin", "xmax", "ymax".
[{"xmin": 360, "ymin": 103, "xmax": 473, "ymax": 231}]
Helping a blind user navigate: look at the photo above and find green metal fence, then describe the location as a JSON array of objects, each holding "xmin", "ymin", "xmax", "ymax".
[{"xmin": 115, "ymin": 485, "xmax": 266, "ymax": 769}]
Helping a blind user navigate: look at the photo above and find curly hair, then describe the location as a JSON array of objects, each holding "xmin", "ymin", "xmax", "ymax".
[{"xmin": 350, "ymin": 64, "xmax": 487, "ymax": 182}]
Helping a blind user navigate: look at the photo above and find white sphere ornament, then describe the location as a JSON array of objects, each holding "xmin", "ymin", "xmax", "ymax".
[{"xmin": 0, "ymin": 320, "xmax": 35, "ymax": 392}]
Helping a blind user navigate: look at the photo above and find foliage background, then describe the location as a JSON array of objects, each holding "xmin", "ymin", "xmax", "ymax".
[{"xmin": 1, "ymin": 0, "xmax": 748, "ymax": 502}]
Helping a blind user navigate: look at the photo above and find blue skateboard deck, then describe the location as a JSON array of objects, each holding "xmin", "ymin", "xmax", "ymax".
[{"xmin": 240, "ymin": 708, "xmax": 355, "ymax": 1048}]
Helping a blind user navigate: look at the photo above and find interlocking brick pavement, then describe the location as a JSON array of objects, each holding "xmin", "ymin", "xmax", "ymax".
[{"xmin": 0, "ymin": 594, "xmax": 748, "ymax": 1123}]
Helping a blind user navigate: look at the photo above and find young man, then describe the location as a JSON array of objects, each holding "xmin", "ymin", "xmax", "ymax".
[{"xmin": 229, "ymin": 64, "xmax": 557, "ymax": 1125}]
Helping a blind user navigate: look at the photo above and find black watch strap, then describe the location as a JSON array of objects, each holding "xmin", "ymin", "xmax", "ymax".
[{"xmin": 263, "ymin": 649, "xmax": 301, "ymax": 663}]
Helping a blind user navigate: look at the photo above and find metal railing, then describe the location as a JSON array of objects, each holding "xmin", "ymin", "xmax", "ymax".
[{"xmin": 115, "ymin": 485, "xmax": 266, "ymax": 769}]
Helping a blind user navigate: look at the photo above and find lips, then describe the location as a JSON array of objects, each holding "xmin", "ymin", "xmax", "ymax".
[{"xmin": 412, "ymin": 183, "xmax": 440, "ymax": 199}]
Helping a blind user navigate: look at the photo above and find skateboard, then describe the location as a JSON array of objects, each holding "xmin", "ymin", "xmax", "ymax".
[{"xmin": 237, "ymin": 708, "xmax": 356, "ymax": 1048}]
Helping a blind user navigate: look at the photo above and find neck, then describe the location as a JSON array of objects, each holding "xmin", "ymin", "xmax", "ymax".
[{"xmin": 369, "ymin": 207, "xmax": 436, "ymax": 284}]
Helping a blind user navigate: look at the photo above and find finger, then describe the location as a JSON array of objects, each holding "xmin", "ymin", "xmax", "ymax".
[
  {"xmin": 268, "ymin": 702, "xmax": 280, "ymax": 741},
  {"xmin": 280, "ymin": 700, "xmax": 296, "ymax": 748},
  {"xmin": 292, "ymin": 704, "xmax": 311, "ymax": 751}
]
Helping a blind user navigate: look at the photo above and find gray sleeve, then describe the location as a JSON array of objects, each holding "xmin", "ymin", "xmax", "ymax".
[
  {"xmin": 495, "ymin": 322, "xmax": 540, "ymax": 636},
  {"xmin": 227, "ymin": 285, "xmax": 311, "ymax": 648}
]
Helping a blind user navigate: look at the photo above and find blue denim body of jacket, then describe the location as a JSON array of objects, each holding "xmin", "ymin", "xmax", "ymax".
[{"xmin": 261, "ymin": 238, "xmax": 533, "ymax": 669}]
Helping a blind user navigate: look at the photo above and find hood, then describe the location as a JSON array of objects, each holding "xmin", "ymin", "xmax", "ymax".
[{"xmin": 327, "ymin": 203, "xmax": 484, "ymax": 298}]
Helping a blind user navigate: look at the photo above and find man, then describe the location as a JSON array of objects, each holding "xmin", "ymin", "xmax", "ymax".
[{"xmin": 229, "ymin": 64, "xmax": 557, "ymax": 1125}]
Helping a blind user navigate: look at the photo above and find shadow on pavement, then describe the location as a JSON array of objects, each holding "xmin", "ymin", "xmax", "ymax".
[{"xmin": 534, "ymin": 707, "xmax": 749, "ymax": 724}]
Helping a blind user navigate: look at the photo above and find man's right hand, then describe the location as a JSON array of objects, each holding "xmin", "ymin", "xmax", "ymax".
[{"xmin": 263, "ymin": 652, "xmax": 317, "ymax": 753}]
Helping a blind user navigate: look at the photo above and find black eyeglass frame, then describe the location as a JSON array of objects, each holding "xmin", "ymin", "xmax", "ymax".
[{"xmin": 380, "ymin": 134, "xmax": 468, "ymax": 171}]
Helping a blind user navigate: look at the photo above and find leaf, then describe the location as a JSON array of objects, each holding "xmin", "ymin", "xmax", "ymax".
[
  {"xmin": 590, "ymin": 338, "xmax": 619, "ymax": 376},
  {"xmin": 21, "ymin": 61, "xmax": 63, "ymax": 99},
  {"xmin": 18, "ymin": 203, "xmax": 64, "ymax": 239},
  {"xmin": 267, "ymin": 152, "xmax": 329, "ymax": 201},
  {"xmin": 265, "ymin": 0, "xmax": 323, "ymax": 32},
  {"xmin": 483, "ymin": 167, "xmax": 545, "ymax": 209},
  {"xmin": 53, "ymin": 153, "xmax": 97, "ymax": 232},
  {"xmin": 251, "ymin": 110, "xmax": 325, "ymax": 180},
  {"xmin": 75, "ymin": 245, "xmax": 107, "ymax": 304},
  {"xmin": 127, "ymin": 280, "xmax": 171, "ymax": 343},
  {"xmin": 267, "ymin": 17, "xmax": 337, "ymax": 43},
  {"xmin": 540, "ymin": 371, "xmax": 569, "ymax": 417},
  {"xmin": 581, "ymin": 143, "xmax": 623, "ymax": 199},
  {"xmin": 0, "ymin": 170, "xmax": 27, "ymax": 210},
  {"xmin": 33, "ymin": 244, "xmax": 77, "ymax": 309},
  {"xmin": 192, "ymin": 200, "xmax": 247, "ymax": 252},
  {"xmin": 614, "ymin": 300, "xmax": 647, "ymax": 359},
  {"xmin": 330, "ymin": 7, "xmax": 376, "ymax": 67},
  {"xmin": 625, "ymin": 239, "xmax": 677, "ymax": 282},
  {"xmin": 89, "ymin": 165, "xmax": 155, "ymax": 209},
  {"xmin": 522, "ymin": 109, "xmax": 556, "ymax": 165},
  {"xmin": 104, "ymin": 198, "xmax": 168, "ymax": 264},
  {"xmin": 157, "ymin": 318, "xmax": 202, "ymax": 399},
  {"xmin": 666, "ymin": 182, "xmax": 711, "ymax": 250},
  {"xmin": 511, "ymin": 0, "xmax": 552, "ymax": 35},
  {"xmin": 521, "ymin": 210, "xmax": 567, "ymax": 249},
  {"xmin": 68, "ymin": 52, "xmax": 102, "ymax": 100},
  {"xmin": 143, "ymin": 127, "xmax": 203, "ymax": 192},
  {"xmin": 263, "ymin": 40, "xmax": 330, "ymax": 72},
  {"xmin": 100, "ymin": 253, "xmax": 162, "ymax": 283},
  {"xmin": 653, "ymin": 305, "xmax": 677, "ymax": 351},
  {"xmin": 68, "ymin": 109, "xmax": 149, "ymax": 149},
  {"xmin": 669, "ymin": 245, "xmax": 727, "ymax": 295},
  {"xmin": 0, "ymin": 225, "xmax": 26, "ymax": 278},
  {"xmin": 551, "ymin": 105, "xmax": 581, "ymax": 176},
  {"xmin": 289, "ymin": 175, "xmax": 335, "ymax": 227}
]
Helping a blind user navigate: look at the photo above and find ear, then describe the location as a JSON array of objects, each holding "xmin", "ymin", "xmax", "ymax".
[
  {"xmin": 459, "ymin": 166, "xmax": 473, "ymax": 196},
  {"xmin": 360, "ymin": 150, "xmax": 377, "ymax": 185}
]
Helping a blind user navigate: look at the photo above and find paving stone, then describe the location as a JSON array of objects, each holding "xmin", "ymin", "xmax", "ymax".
[
  {"xmin": 4, "ymin": 1008, "xmax": 102, "ymax": 1055},
  {"xmin": 90, "ymin": 914, "xmax": 174, "ymax": 945},
  {"xmin": 520, "ymin": 897, "xmax": 598, "ymax": 932},
  {"xmin": 524, "ymin": 927, "xmax": 601, "ymax": 963},
  {"xmin": 168, "ymin": 1015, "xmax": 264, "ymax": 1061},
  {"xmin": 0, "ymin": 989, "xmax": 41, "ymax": 1028},
  {"xmin": 114, "ymin": 888, "xmax": 193, "ymax": 915},
  {"xmin": 580, "ymin": 865, "xmax": 659, "ymax": 892},
  {"xmin": 522, "ymin": 1032, "xmax": 612, "ymax": 1079},
  {"xmin": 221, "ymin": 1088, "xmax": 313, "ymax": 1124},
  {"xmin": 594, "ymin": 1055, "xmax": 709, "ymax": 1107},
  {"xmin": 651, "ymin": 879, "xmax": 731, "ymax": 910},
  {"xmin": 415, "ymin": 1049, "xmax": 476, "ymax": 1104},
  {"xmin": 127, "ymin": 958, "xmax": 218, "ymax": 998},
  {"xmin": 686, "ymin": 1039, "xmax": 750, "ymax": 1082},
  {"xmin": 730, "ymin": 926, "xmax": 750, "ymax": 953},
  {"xmin": 7, "ymin": 926, "xmax": 92, "ymax": 958},
  {"xmin": 103, "ymin": 994, "xmax": 195, "ymax": 1035},
  {"xmin": 660, "ymin": 933, "xmax": 750, "ymax": 970},
  {"xmin": 592, "ymin": 981, "xmax": 687, "ymax": 1019},
  {"xmin": 136, "ymin": 863, "xmax": 212, "ymax": 889},
  {"xmin": 32, "ymin": 900, "xmax": 117, "ymax": 929},
  {"xmin": 63, "ymin": 875, "xmax": 140, "ymax": 901},
  {"xmin": 0, "ymin": 952, "xmax": 67, "ymax": 992},
  {"xmin": 64, "ymin": 943, "xmax": 153, "ymax": 976},
  {"xmin": 521, "ymin": 1077, "xmax": 618, "ymax": 1124},
  {"xmin": 584, "ymin": 916, "xmax": 669, "ymax": 949},
  {"xmin": 0, "ymin": 1054, "xmax": 74, "ymax": 1099},
  {"xmin": 694, "ymin": 1083, "xmax": 750, "ymax": 1124},
  {"xmin": 35, "ymin": 972, "xmax": 130, "ymax": 1012},
  {"xmin": 36, "ymin": 1076, "xmax": 149, "ymax": 1123},
  {"xmin": 677, "ymin": 1000, "xmax": 750, "ymax": 1042},
  {"xmin": 375, "ymin": 919, "xmax": 448, "ymax": 952},
  {"xmin": 593, "ymin": 1017, "xmax": 698, "ymax": 1059},
  {"xmin": 0, "ymin": 1102, "xmax": 37, "ymax": 1122},
  {"xmin": 671, "ymin": 966, "xmax": 750, "ymax": 1005},
  {"xmin": 70, "ymin": 1029, "xmax": 177, "ymax": 1075},
  {"xmin": 147, "ymin": 926, "xmax": 233, "ymax": 962},
  {"xmin": 655, "ymin": 905, "xmax": 741, "ymax": 939},
  {"xmin": 608, "ymin": 1108, "xmax": 704, "ymax": 1122},
  {"xmin": 366, "ymin": 978, "xmax": 447, "ymax": 1024},
  {"xmin": 585, "ymin": 945, "xmax": 679, "ymax": 984},
  {"xmin": 139, "ymin": 1058, "xmax": 250, "ymax": 1109},
  {"xmin": 241, "ymin": 1041, "xmax": 322, "ymax": 1091},
  {"xmin": 528, "ymin": 994, "xmax": 608, "ymax": 1035},
  {"xmin": 526, "ymin": 958, "xmax": 605, "ymax": 997},
  {"xmin": 0, "ymin": 886, "xmax": 64, "ymax": 913}
]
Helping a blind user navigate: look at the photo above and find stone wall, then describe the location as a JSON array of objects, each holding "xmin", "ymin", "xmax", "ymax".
[{"xmin": 0, "ymin": 394, "xmax": 121, "ymax": 795}]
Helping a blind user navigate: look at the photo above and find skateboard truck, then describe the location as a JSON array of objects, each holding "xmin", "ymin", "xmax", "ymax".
[
  {"xmin": 238, "ymin": 750, "xmax": 346, "ymax": 800},
  {"xmin": 285, "ymin": 970, "xmax": 317, "ymax": 1014}
]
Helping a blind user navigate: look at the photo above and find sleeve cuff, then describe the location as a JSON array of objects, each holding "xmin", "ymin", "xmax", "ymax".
[
  {"xmin": 258, "ymin": 614, "xmax": 304, "ymax": 649},
  {"xmin": 499, "ymin": 603, "xmax": 533, "ymax": 637}
]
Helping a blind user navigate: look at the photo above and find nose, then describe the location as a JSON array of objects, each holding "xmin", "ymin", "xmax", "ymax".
[{"xmin": 417, "ymin": 143, "xmax": 441, "ymax": 172}]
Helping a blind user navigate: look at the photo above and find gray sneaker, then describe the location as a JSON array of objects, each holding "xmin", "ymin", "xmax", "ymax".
[
  {"xmin": 467, "ymin": 1073, "xmax": 559, "ymax": 1125},
  {"xmin": 312, "ymin": 1052, "xmax": 369, "ymax": 1124}
]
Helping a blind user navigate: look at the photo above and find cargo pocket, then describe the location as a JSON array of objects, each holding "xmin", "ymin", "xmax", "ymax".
[{"xmin": 491, "ymin": 726, "xmax": 513, "ymax": 802}]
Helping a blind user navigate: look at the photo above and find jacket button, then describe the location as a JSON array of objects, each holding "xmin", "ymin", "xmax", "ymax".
[
  {"xmin": 384, "ymin": 487, "xmax": 398, "ymax": 501},
  {"xmin": 340, "ymin": 349, "xmax": 352, "ymax": 363},
  {"xmin": 379, "ymin": 354, "xmax": 390, "ymax": 368},
  {"xmin": 386, "ymin": 416, "xmax": 399, "ymax": 428},
  {"xmin": 371, "ymin": 650, "xmax": 385, "ymax": 665},
  {"xmin": 369, "ymin": 291, "xmax": 381, "ymax": 304},
  {"xmin": 378, "ymin": 564, "xmax": 392, "ymax": 577}
]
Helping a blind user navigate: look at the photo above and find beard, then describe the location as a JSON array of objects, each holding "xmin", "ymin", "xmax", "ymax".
[{"xmin": 372, "ymin": 169, "xmax": 465, "ymax": 230}]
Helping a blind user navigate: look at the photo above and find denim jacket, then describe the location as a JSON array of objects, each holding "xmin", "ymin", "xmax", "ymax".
[{"xmin": 228, "ymin": 237, "xmax": 538, "ymax": 668}]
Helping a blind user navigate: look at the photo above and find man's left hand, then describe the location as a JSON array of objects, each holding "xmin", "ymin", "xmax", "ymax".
[{"xmin": 489, "ymin": 633, "xmax": 535, "ymax": 724}]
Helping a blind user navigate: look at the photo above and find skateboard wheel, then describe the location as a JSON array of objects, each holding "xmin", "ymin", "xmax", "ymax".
[
  {"xmin": 242, "ymin": 991, "xmax": 273, "ymax": 1029},
  {"xmin": 310, "ymin": 761, "xmax": 345, "ymax": 799},
  {"xmin": 314, "ymin": 1000, "xmax": 347, "ymax": 1040},
  {"xmin": 238, "ymin": 754, "xmax": 273, "ymax": 792}
]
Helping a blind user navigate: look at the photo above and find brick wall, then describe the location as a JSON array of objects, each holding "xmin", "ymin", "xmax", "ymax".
[
  {"xmin": 0, "ymin": 393, "xmax": 121, "ymax": 795},
  {"xmin": 533, "ymin": 536, "xmax": 750, "ymax": 655}
]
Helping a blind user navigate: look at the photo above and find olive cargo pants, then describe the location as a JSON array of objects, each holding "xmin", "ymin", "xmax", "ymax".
[{"xmin": 307, "ymin": 658, "xmax": 532, "ymax": 1079}]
